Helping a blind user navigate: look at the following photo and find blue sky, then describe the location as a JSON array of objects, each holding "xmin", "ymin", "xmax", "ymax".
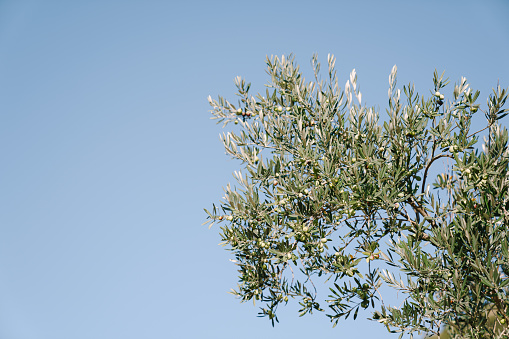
[{"xmin": 0, "ymin": 1, "xmax": 508, "ymax": 338}]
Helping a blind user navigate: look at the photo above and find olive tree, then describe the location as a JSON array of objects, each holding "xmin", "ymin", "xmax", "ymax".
[{"xmin": 204, "ymin": 54, "xmax": 509, "ymax": 338}]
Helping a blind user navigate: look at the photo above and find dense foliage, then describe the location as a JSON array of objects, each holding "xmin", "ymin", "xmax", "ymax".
[{"xmin": 205, "ymin": 54, "xmax": 509, "ymax": 338}]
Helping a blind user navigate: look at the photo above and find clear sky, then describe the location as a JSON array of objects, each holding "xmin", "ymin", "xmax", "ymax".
[{"xmin": 0, "ymin": 1, "xmax": 508, "ymax": 338}]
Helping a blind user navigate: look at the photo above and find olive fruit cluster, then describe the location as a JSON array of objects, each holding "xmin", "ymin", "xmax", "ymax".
[{"xmin": 351, "ymin": 283, "xmax": 371, "ymax": 309}]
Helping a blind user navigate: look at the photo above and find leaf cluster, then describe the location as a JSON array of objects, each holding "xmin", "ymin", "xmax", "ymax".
[{"xmin": 205, "ymin": 54, "xmax": 509, "ymax": 338}]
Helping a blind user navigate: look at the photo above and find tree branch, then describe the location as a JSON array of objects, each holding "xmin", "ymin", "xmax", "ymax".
[{"xmin": 421, "ymin": 154, "xmax": 453, "ymax": 196}]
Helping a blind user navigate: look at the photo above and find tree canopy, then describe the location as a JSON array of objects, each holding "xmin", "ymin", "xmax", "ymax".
[{"xmin": 205, "ymin": 54, "xmax": 509, "ymax": 338}]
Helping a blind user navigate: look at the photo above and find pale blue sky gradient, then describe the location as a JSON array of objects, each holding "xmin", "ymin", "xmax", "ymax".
[{"xmin": 0, "ymin": 1, "xmax": 508, "ymax": 338}]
